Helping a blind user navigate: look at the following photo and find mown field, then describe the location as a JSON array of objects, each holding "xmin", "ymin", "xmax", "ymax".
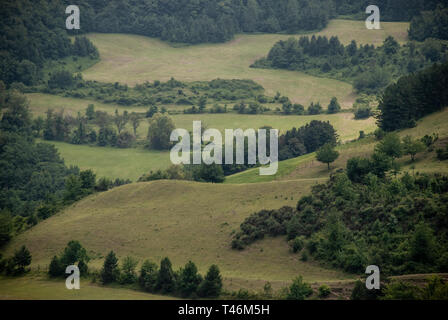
[{"xmin": 81, "ymin": 19, "xmax": 409, "ymax": 107}]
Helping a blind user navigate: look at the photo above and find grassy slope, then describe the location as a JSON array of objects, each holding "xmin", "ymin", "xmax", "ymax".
[
  {"xmin": 81, "ymin": 19, "xmax": 408, "ymax": 107},
  {"xmin": 3, "ymin": 180, "xmax": 352, "ymax": 290}
]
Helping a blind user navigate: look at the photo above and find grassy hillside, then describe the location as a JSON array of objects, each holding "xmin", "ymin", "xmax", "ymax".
[
  {"xmin": 81, "ymin": 19, "xmax": 408, "ymax": 107},
  {"xmin": 3, "ymin": 179, "xmax": 352, "ymax": 290}
]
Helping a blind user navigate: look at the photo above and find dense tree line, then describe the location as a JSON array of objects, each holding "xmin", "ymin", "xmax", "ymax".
[
  {"xmin": 69, "ymin": 0, "xmax": 448, "ymax": 43},
  {"xmin": 377, "ymin": 62, "xmax": 448, "ymax": 131},
  {"xmin": 409, "ymin": 5, "xmax": 448, "ymax": 41},
  {"xmin": 2, "ymin": 0, "xmax": 446, "ymax": 87},
  {"xmin": 253, "ymin": 35, "xmax": 447, "ymax": 93},
  {"xmin": 232, "ymin": 131, "xmax": 445, "ymax": 275}
]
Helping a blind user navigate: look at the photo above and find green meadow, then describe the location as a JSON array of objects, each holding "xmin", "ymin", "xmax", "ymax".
[{"xmin": 39, "ymin": 140, "xmax": 170, "ymax": 181}]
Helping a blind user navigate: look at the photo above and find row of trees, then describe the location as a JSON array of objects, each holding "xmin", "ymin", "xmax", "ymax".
[
  {"xmin": 141, "ymin": 118, "xmax": 339, "ymax": 180},
  {"xmin": 45, "ymin": 73, "xmax": 265, "ymax": 108},
  {"xmin": 39, "ymin": 106, "xmax": 141, "ymax": 149},
  {"xmin": 48, "ymin": 241, "xmax": 223, "ymax": 299},
  {"xmin": 281, "ymin": 97, "xmax": 341, "ymax": 115},
  {"xmin": 69, "ymin": 0, "xmax": 334, "ymax": 44}
]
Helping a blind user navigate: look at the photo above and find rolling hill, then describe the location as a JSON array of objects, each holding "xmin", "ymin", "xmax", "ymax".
[
  {"xmin": 3, "ymin": 179, "xmax": 353, "ymax": 292},
  {"xmin": 4, "ymin": 107, "xmax": 447, "ymax": 297}
]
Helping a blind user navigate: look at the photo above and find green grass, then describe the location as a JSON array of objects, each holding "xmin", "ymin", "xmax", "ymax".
[
  {"xmin": 39, "ymin": 140, "xmax": 170, "ymax": 181},
  {"xmin": 82, "ymin": 19, "xmax": 409, "ymax": 108},
  {"xmin": 0, "ymin": 274, "xmax": 175, "ymax": 300}
]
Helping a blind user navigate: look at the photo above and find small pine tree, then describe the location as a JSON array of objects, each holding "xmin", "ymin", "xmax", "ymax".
[
  {"xmin": 139, "ymin": 260, "xmax": 158, "ymax": 292},
  {"xmin": 120, "ymin": 256, "xmax": 138, "ymax": 284},
  {"xmin": 101, "ymin": 251, "xmax": 120, "ymax": 284},
  {"xmin": 12, "ymin": 245, "xmax": 32, "ymax": 274},
  {"xmin": 198, "ymin": 265, "xmax": 222, "ymax": 298},
  {"xmin": 156, "ymin": 257, "xmax": 175, "ymax": 294},
  {"xmin": 48, "ymin": 256, "xmax": 64, "ymax": 277},
  {"xmin": 86, "ymin": 104, "xmax": 95, "ymax": 120},
  {"xmin": 178, "ymin": 261, "xmax": 202, "ymax": 298}
]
